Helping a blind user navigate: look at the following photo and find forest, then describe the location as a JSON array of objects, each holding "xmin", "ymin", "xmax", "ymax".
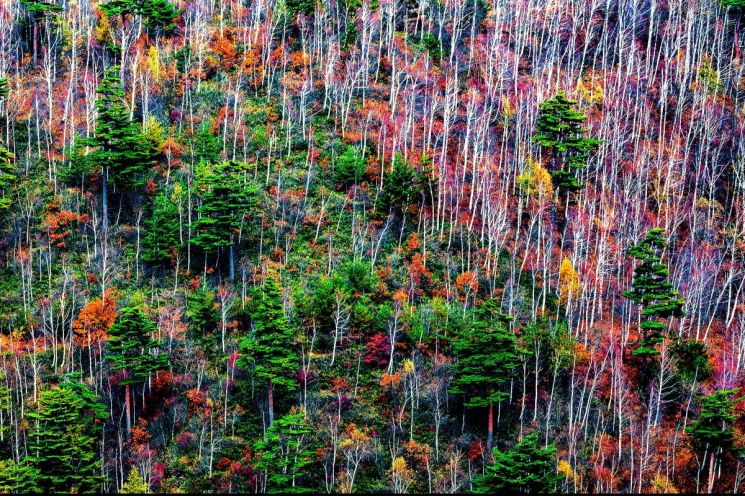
[{"xmin": 0, "ymin": 0, "xmax": 744, "ymax": 493}]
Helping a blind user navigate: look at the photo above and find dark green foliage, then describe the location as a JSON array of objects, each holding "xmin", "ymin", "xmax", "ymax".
[
  {"xmin": 0, "ymin": 138, "xmax": 14, "ymax": 216},
  {"xmin": 187, "ymin": 285, "xmax": 218, "ymax": 337},
  {"xmin": 532, "ymin": 92, "xmax": 600, "ymax": 192},
  {"xmin": 238, "ymin": 274, "xmax": 298, "ymax": 391},
  {"xmin": 623, "ymin": 228, "xmax": 685, "ymax": 357},
  {"xmin": 101, "ymin": 0, "xmax": 179, "ymax": 33},
  {"xmin": 139, "ymin": 0, "xmax": 179, "ymax": 32},
  {"xmin": 448, "ymin": 299, "xmax": 522, "ymax": 407},
  {"xmin": 411, "ymin": 32, "xmax": 443, "ymax": 60},
  {"xmin": 20, "ymin": 0, "xmax": 63, "ymax": 14},
  {"xmin": 107, "ymin": 307, "xmax": 168, "ymax": 385},
  {"xmin": 79, "ymin": 66, "xmax": 156, "ymax": 188},
  {"xmin": 254, "ymin": 410, "xmax": 315, "ymax": 493},
  {"xmin": 472, "ymin": 433, "xmax": 560, "ymax": 494},
  {"xmin": 671, "ymin": 338, "xmax": 713, "ymax": 384},
  {"xmin": 377, "ymin": 154, "xmax": 419, "ymax": 217},
  {"xmin": 190, "ymin": 124, "xmax": 222, "ymax": 165},
  {"xmin": 686, "ymin": 389, "xmax": 742, "ymax": 461},
  {"xmin": 0, "ymin": 460, "xmax": 42, "ymax": 493},
  {"xmin": 142, "ymin": 189, "xmax": 181, "ymax": 265},
  {"xmin": 334, "ymin": 146, "xmax": 367, "ymax": 187},
  {"xmin": 25, "ymin": 380, "xmax": 108, "ymax": 493},
  {"xmin": 0, "ymin": 80, "xmax": 14, "ymax": 216},
  {"xmin": 285, "ymin": 0, "xmax": 316, "ymax": 16},
  {"xmin": 191, "ymin": 160, "xmax": 259, "ymax": 254}
]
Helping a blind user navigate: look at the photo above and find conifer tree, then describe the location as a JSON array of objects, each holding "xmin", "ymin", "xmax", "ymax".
[
  {"xmin": 120, "ymin": 466, "xmax": 150, "ymax": 493},
  {"xmin": 253, "ymin": 409, "xmax": 315, "ymax": 493},
  {"xmin": 473, "ymin": 432, "xmax": 560, "ymax": 494},
  {"xmin": 334, "ymin": 145, "xmax": 367, "ymax": 188},
  {"xmin": 0, "ymin": 80, "xmax": 14, "ymax": 218},
  {"xmin": 25, "ymin": 379, "xmax": 108, "ymax": 493},
  {"xmin": 377, "ymin": 153, "xmax": 419, "ymax": 218},
  {"xmin": 0, "ymin": 460, "xmax": 42, "ymax": 493},
  {"xmin": 107, "ymin": 307, "xmax": 168, "ymax": 433},
  {"xmin": 19, "ymin": 0, "xmax": 62, "ymax": 66},
  {"xmin": 79, "ymin": 66, "xmax": 156, "ymax": 233},
  {"xmin": 623, "ymin": 228, "xmax": 685, "ymax": 358},
  {"xmin": 187, "ymin": 284, "xmax": 218, "ymax": 338},
  {"xmin": 686, "ymin": 389, "xmax": 743, "ymax": 493},
  {"xmin": 192, "ymin": 160, "xmax": 259, "ymax": 280},
  {"xmin": 448, "ymin": 299, "xmax": 522, "ymax": 452},
  {"xmin": 142, "ymin": 189, "xmax": 181, "ymax": 265},
  {"xmin": 238, "ymin": 274, "xmax": 298, "ymax": 426},
  {"xmin": 533, "ymin": 92, "xmax": 600, "ymax": 192},
  {"xmin": 101, "ymin": 0, "xmax": 178, "ymax": 33}
]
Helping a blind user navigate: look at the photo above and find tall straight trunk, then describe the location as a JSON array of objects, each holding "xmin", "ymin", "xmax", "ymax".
[
  {"xmin": 707, "ymin": 450, "xmax": 716, "ymax": 494},
  {"xmin": 33, "ymin": 22, "xmax": 39, "ymax": 67},
  {"xmin": 102, "ymin": 166, "xmax": 109, "ymax": 237},
  {"xmin": 229, "ymin": 244, "xmax": 235, "ymax": 281},
  {"xmin": 125, "ymin": 382, "xmax": 132, "ymax": 434},
  {"xmin": 487, "ymin": 403, "xmax": 494, "ymax": 453},
  {"xmin": 267, "ymin": 380, "xmax": 274, "ymax": 427}
]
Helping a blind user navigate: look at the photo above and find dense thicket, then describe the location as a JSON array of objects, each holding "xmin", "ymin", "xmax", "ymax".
[{"xmin": 0, "ymin": 0, "xmax": 743, "ymax": 493}]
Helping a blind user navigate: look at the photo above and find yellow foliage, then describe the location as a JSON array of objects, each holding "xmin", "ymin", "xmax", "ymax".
[
  {"xmin": 502, "ymin": 95, "xmax": 515, "ymax": 120},
  {"xmin": 697, "ymin": 56, "xmax": 723, "ymax": 95},
  {"xmin": 557, "ymin": 460, "xmax": 578, "ymax": 484},
  {"xmin": 651, "ymin": 473, "xmax": 678, "ymax": 494},
  {"xmin": 391, "ymin": 456, "xmax": 409, "ymax": 473},
  {"xmin": 148, "ymin": 45, "xmax": 161, "ymax": 81},
  {"xmin": 577, "ymin": 70, "xmax": 604, "ymax": 105},
  {"xmin": 143, "ymin": 116, "xmax": 165, "ymax": 148},
  {"xmin": 94, "ymin": 14, "xmax": 113, "ymax": 45},
  {"xmin": 517, "ymin": 158, "xmax": 553, "ymax": 198},
  {"xmin": 559, "ymin": 257, "xmax": 581, "ymax": 306},
  {"xmin": 402, "ymin": 359, "xmax": 415, "ymax": 375}
]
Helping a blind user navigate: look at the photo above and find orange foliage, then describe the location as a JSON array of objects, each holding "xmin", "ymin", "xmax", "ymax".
[{"xmin": 72, "ymin": 289, "xmax": 119, "ymax": 348}]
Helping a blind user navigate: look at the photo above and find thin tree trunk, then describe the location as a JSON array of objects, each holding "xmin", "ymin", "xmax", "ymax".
[
  {"xmin": 487, "ymin": 403, "xmax": 494, "ymax": 454},
  {"xmin": 267, "ymin": 380, "xmax": 274, "ymax": 427}
]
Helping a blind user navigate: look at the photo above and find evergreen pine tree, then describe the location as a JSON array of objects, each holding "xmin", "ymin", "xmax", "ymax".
[
  {"xmin": 120, "ymin": 466, "xmax": 150, "ymax": 493},
  {"xmin": 334, "ymin": 145, "xmax": 367, "ymax": 188},
  {"xmin": 142, "ymin": 189, "xmax": 181, "ymax": 265},
  {"xmin": 472, "ymin": 432, "xmax": 560, "ymax": 494},
  {"xmin": 686, "ymin": 389, "xmax": 743, "ymax": 493},
  {"xmin": 238, "ymin": 273, "xmax": 298, "ymax": 426},
  {"xmin": 139, "ymin": 0, "xmax": 179, "ymax": 32},
  {"xmin": 191, "ymin": 160, "xmax": 259, "ymax": 279},
  {"xmin": 0, "ymin": 80, "xmax": 14, "ymax": 217},
  {"xmin": 79, "ymin": 66, "xmax": 156, "ymax": 232},
  {"xmin": 377, "ymin": 153, "xmax": 419, "ymax": 217},
  {"xmin": 25, "ymin": 379, "xmax": 108, "ymax": 493},
  {"xmin": 107, "ymin": 307, "xmax": 168, "ymax": 432},
  {"xmin": 0, "ymin": 460, "xmax": 42, "ymax": 494},
  {"xmin": 254, "ymin": 409, "xmax": 315, "ymax": 493},
  {"xmin": 101, "ymin": 0, "xmax": 178, "ymax": 34},
  {"xmin": 623, "ymin": 228, "xmax": 685, "ymax": 358},
  {"xmin": 448, "ymin": 298, "xmax": 522, "ymax": 452},
  {"xmin": 532, "ymin": 92, "xmax": 600, "ymax": 192},
  {"xmin": 19, "ymin": 0, "xmax": 63, "ymax": 66}
]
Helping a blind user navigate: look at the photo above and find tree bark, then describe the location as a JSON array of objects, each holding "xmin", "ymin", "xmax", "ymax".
[
  {"xmin": 267, "ymin": 380, "xmax": 275, "ymax": 427},
  {"xmin": 707, "ymin": 450, "xmax": 716, "ymax": 494},
  {"xmin": 487, "ymin": 403, "xmax": 494, "ymax": 454},
  {"xmin": 125, "ymin": 382, "xmax": 132, "ymax": 434}
]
